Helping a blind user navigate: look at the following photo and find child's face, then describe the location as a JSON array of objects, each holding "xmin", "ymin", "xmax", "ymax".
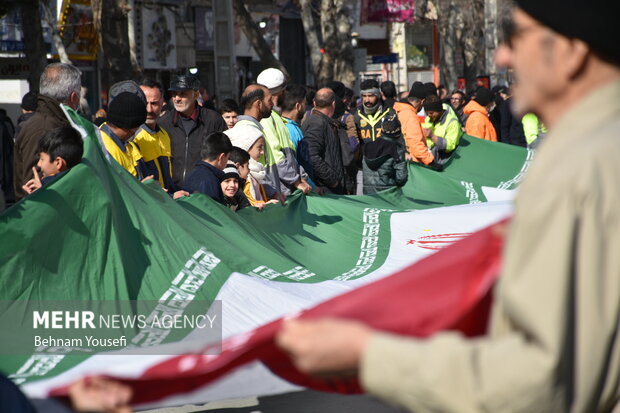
[
  {"xmin": 236, "ymin": 162, "xmax": 250, "ymax": 179},
  {"xmin": 221, "ymin": 178, "xmax": 239, "ymax": 198},
  {"xmin": 221, "ymin": 111, "xmax": 238, "ymax": 129},
  {"xmin": 37, "ymin": 152, "xmax": 64, "ymax": 177},
  {"xmin": 247, "ymin": 137, "xmax": 265, "ymax": 161}
]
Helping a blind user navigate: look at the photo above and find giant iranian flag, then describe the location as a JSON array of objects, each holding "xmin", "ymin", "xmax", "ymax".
[{"xmin": 0, "ymin": 107, "xmax": 531, "ymax": 408}]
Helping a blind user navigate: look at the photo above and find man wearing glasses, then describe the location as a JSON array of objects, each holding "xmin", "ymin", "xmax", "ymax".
[
  {"xmin": 449, "ymin": 90, "xmax": 467, "ymax": 126},
  {"xmin": 277, "ymin": 1, "xmax": 620, "ymax": 412}
]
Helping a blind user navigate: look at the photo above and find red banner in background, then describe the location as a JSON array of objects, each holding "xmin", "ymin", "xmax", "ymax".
[
  {"xmin": 476, "ymin": 76, "xmax": 491, "ymax": 90},
  {"xmin": 362, "ymin": 0, "xmax": 416, "ymax": 24}
]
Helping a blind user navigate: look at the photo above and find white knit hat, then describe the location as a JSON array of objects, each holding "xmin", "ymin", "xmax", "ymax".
[
  {"xmin": 224, "ymin": 123, "xmax": 263, "ymax": 152},
  {"xmin": 257, "ymin": 68, "xmax": 286, "ymax": 94}
]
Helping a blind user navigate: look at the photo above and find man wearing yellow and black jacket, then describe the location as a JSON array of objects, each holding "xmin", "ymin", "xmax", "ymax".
[
  {"xmin": 353, "ymin": 79, "xmax": 401, "ymax": 144},
  {"xmin": 134, "ymin": 79, "xmax": 175, "ymax": 191},
  {"xmin": 354, "ymin": 79, "xmax": 402, "ymax": 191},
  {"xmin": 99, "ymin": 92, "xmax": 148, "ymax": 179}
]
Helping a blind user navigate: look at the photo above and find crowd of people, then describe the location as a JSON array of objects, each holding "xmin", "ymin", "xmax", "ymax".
[
  {"xmin": 1, "ymin": 59, "xmax": 542, "ymax": 213},
  {"xmin": 1, "ymin": 0, "xmax": 619, "ymax": 411}
]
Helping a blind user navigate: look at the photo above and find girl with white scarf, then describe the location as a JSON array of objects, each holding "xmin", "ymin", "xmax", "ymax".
[{"xmin": 224, "ymin": 124, "xmax": 279, "ymax": 207}]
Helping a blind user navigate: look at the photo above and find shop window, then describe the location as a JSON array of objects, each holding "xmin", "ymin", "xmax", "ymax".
[{"xmin": 406, "ymin": 22, "xmax": 433, "ymax": 70}]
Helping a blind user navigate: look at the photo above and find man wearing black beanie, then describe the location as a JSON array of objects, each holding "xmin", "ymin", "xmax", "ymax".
[
  {"xmin": 15, "ymin": 91, "xmax": 37, "ymax": 136},
  {"xmin": 462, "ymin": 87, "xmax": 498, "ymax": 141},
  {"xmin": 276, "ymin": 2, "xmax": 620, "ymax": 413},
  {"xmin": 393, "ymin": 81, "xmax": 437, "ymax": 166},
  {"xmin": 99, "ymin": 91, "xmax": 149, "ymax": 179},
  {"xmin": 423, "ymin": 82, "xmax": 437, "ymax": 98},
  {"xmin": 422, "ymin": 94, "xmax": 463, "ymax": 163}
]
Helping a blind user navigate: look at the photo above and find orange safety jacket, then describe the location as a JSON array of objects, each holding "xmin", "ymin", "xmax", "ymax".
[
  {"xmin": 463, "ymin": 100, "xmax": 497, "ymax": 142},
  {"xmin": 393, "ymin": 101, "xmax": 434, "ymax": 165}
]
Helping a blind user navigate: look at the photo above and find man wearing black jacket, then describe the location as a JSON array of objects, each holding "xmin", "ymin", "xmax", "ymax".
[
  {"xmin": 158, "ymin": 75, "xmax": 227, "ymax": 188},
  {"xmin": 301, "ymin": 88, "xmax": 345, "ymax": 194},
  {"xmin": 499, "ymin": 95, "xmax": 527, "ymax": 147}
]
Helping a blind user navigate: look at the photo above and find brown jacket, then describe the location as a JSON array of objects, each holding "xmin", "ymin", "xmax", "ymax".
[
  {"xmin": 13, "ymin": 95, "xmax": 70, "ymax": 200},
  {"xmin": 393, "ymin": 101, "xmax": 434, "ymax": 165}
]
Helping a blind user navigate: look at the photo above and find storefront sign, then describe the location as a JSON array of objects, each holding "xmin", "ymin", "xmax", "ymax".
[
  {"xmin": 195, "ymin": 7, "xmax": 214, "ymax": 51},
  {"xmin": 0, "ymin": 59, "xmax": 30, "ymax": 79},
  {"xmin": 58, "ymin": 0, "xmax": 98, "ymax": 61},
  {"xmin": 142, "ymin": 6, "xmax": 177, "ymax": 69}
]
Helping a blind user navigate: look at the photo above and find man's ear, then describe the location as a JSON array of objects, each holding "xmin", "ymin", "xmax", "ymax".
[
  {"xmin": 69, "ymin": 91, "xmax": 80, "ymax": 110},
  {"xmin": 217, "ymin": 152, "xmax": 228, "ymax": 167},
  {"xmin": 563, "ymin": 38, "xmax": 590, "ymax": 80}
]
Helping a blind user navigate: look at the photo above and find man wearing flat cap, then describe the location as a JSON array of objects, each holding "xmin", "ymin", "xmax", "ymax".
[
  {"xmin": 277, "ymin": 1, "xmax": 620, "ymax": 412},
  {"xmin": 158, "ymin": 74, "xmax": 227, "ymax": 188}
]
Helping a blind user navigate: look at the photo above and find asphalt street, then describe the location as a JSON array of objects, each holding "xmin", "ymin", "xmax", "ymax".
[{"xmin": 142, "ymin": 390, "xmax": 407, "ymax": 413}]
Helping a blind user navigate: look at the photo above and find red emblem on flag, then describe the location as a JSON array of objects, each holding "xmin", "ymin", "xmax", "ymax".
[{"xmin": 407, "ymin": 233, "xmax": 471, "ymax": 250}]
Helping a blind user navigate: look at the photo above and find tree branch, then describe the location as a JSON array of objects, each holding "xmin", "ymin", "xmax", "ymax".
[
  {"xmin": 232, "ymin": 0, "xmax": 288, "ymax": 76},
  {"xmin": 41, "ymin": 0, "xmax": 71, "ymax": 64},
  {"xmin": 298, "ymin": 0, "xmax": 322, "ymax": 72},
  {"xmin": 20, "ymin": 0, "xmax": 47, "ymax": 91}
]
